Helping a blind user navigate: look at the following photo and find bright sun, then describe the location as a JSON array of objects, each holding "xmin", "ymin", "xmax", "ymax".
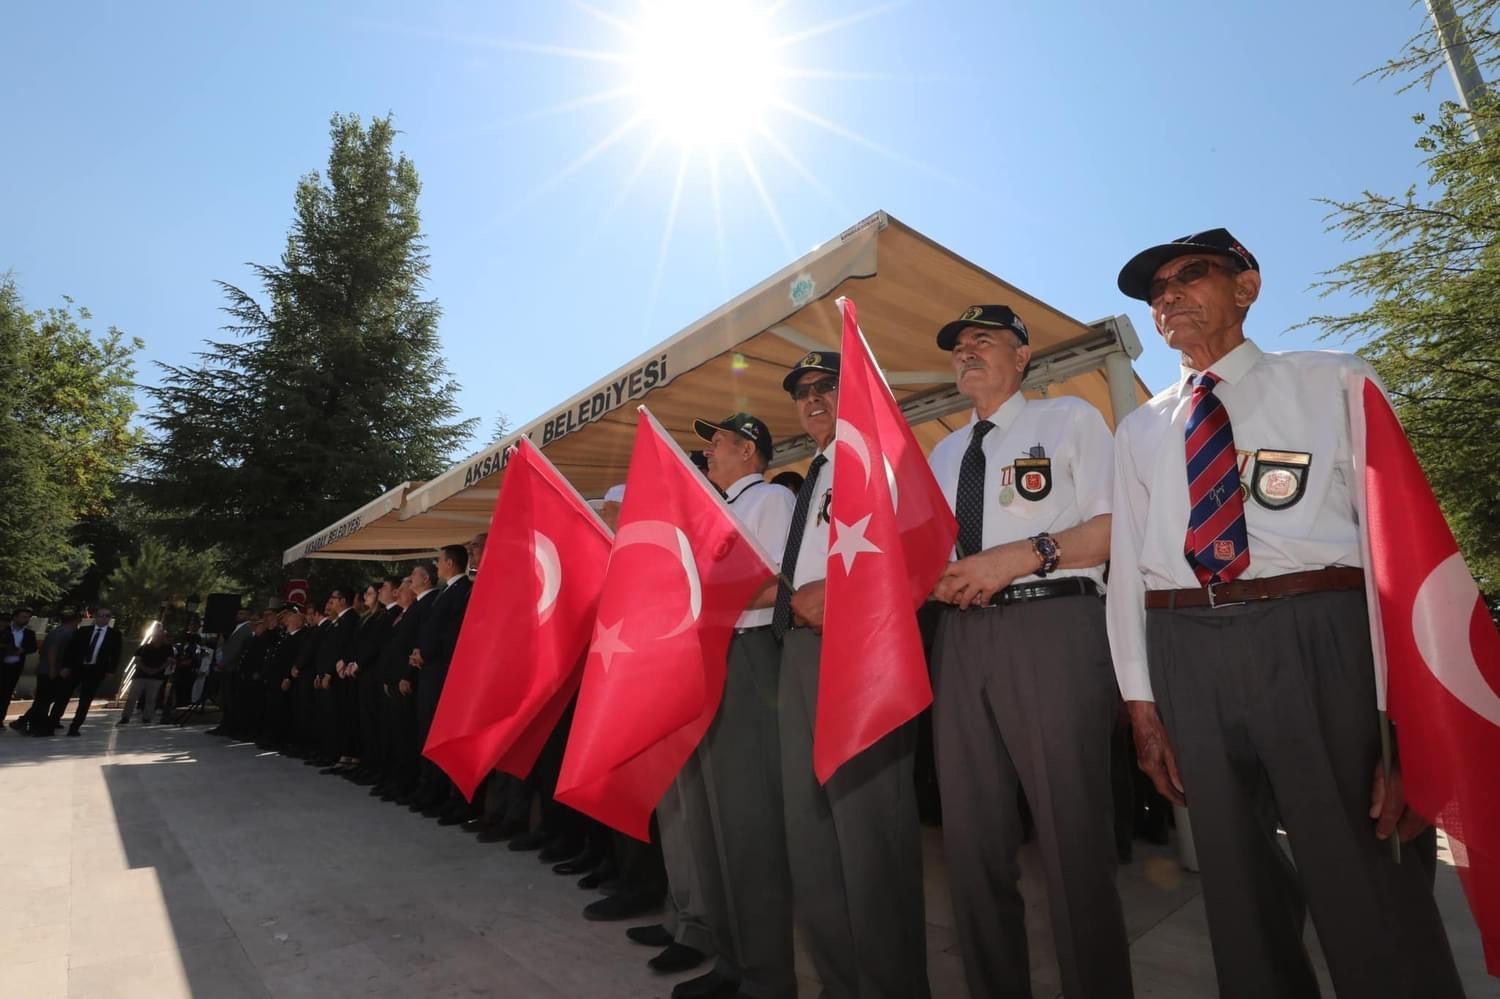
[{"xmin": 626, "ymin": 0, "xmax": 780, "ymax": 147}]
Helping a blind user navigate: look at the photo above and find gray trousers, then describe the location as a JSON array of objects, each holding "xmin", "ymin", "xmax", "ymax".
[
  {"xmin": 120, "ymin": 676, "xmax": 164, "ymax": 722},
  {"xmin": 932, "ymin": 594, "xmax": 1132, "ymax": 999},
  {"xmin": 1148, "ymin": 590, "xmax": 1463, "ymax": 999},
  {"xmin": 659, "ymin": 754, "xmax": 720, "ymax": 956},
  {"xmin": 702, "ymin": 627, "xmax": 796, "ymax": 997},
  {"xmin": 780, "ymin": 627, "xmax": 930, "ymax": 999}
]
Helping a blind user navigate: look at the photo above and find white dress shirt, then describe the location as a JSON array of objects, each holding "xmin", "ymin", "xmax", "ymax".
[
  {"xmin": 789, "ymin": 443, "xmax": 837, "ymax": 590},
  {"xmin": 5, "ymin": 625, "xmax": 25, "ymax": 663},
  {"xmin": 928, "ymin": 392, "xmax": 1114, "ymax": 588},
  {"xmin": 1107, "ymin": 339, "xmax": 1374, "ymax": 702},
  {"xmin": 724, "ymin": 472, "xmax": 796, "ymax": 628}
]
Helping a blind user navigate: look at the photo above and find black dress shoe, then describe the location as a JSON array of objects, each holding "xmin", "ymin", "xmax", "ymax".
[
  {"xmin": 582, "ymin": 891, "xmax": 661, "ymax": 922},
  {"xmin": 436, "ymin": 809, "xmax": 470, "ymax": 826},
  {"xmin": 671, "ymin": 969, "xmax": 740, "ymax": 999},
  {"xmin": 649, "ymin": 943, "xmax": 705, "ymax": 974},
  {"xmin": 507, "ymin": 829, "xmax": 549, "ymax": 852},
  {"xmin": 387, "ymin": 790, "xmax": 411, "ymax": 804},
  {"xmin": 461, "ymin": 817, "xmax": 490, "ymax": 834},
  {"xmin": 625, "ymin": 923, "xmax": 674, "ymax": 947},
  {"xmin": 476, "ymin": 825, "xmax": 517, "ymax": 844},
  {"xmin": 318, "ymin": 766, "xmax": 344, "ymax": 775},
  {"xmin": 67, "ymin": 728, "xmax": 81, "ymax": 737},
  {"xmin": 369, "ymin": 784, "xmax": 389, "ymax": 797},
  {"xmin": 420, "ymin": 802, "xmax": 448, "ymax": 819}
]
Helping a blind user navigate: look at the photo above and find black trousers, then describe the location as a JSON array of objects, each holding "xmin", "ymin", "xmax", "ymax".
[
  {"xmin": 357, "ymin": 669, "xmax": 383, "ymax": 773},
  {"xmin": 414, "ymin": 661, "xmax": 455, "ymax": 801},
  {"xmin": 18, "ymin": 673, "xmax": 56, "ymax": 730},
  {"xmin": 50, "ymin": 669, "xmax": 108, "ymax": 732},
  {"xmin": 381, "ymin": 681, "xmax": 420, "ymax": 792},
  {"xmin": 0, "ymin": 661, "xmax": 23, "ymax": 722},
  {"xmin": 336, "ymin": 673, "xmax": 360, "ymax": 758}
]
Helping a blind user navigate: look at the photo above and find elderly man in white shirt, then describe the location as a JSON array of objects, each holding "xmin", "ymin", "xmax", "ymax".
[
  {"xmin": 1108, "ymin": 228, "xmax": 1462, "ymax": 999},
  {"xmin": 774, "ymin": 351, "xmax": 930, "ymax": 999},
  {"xmin": 927, "ymin": 305, "xmax": 1132, "ymax": 999},
  {"xmin": 646, "ymin": 412, "xmax": 798, "ymax": 999}
]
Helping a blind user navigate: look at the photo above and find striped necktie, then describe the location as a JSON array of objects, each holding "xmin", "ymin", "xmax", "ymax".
[
  {"xmin": 1184, "ymin": 373, "xmax": 1250, "ymax": 584},
  {"xmin": 772, "ymin": 454, "xmax": 828, "ymax": 638}
]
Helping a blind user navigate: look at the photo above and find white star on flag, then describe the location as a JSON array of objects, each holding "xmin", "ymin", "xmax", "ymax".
[
  {"xmin": 591, "ymin": 618, "xmax": 633, "ymax": 673},
  {"xmin": 829, "ymin": 514, "xmax": 883, "ymax": 574}
]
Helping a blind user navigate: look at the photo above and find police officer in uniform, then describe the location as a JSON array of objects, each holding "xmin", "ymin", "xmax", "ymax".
[
  {"xmin": 1108, "ymin": 228, "xmax": 1463, "ymax": 998},
  {"xmin": 925, "ymin": 305, "xmax": 1132, "ymax": 999},
  {"xmin": 774, "ymin": 352, "xmax": 930, "ymax": 999}
]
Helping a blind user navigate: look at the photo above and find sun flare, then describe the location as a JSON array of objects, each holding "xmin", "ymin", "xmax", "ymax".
[{"xmin": 626, "ymin": 0, "xmax": 780, "ymax": 148}]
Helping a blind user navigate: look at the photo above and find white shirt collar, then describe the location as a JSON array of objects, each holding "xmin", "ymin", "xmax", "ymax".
[
  {"xmin": 414, "ymin": 588, "xmax": 435, "ymax": 601},
  {"xmin": 967, "ymin": 390, "xmax": 1027, "ymax": 431},
  {"xmin": 443, "ymin": 572, "xmax": 465, "ymax": 587},
  {"xmin": 384, "ymin": 601, "xmax": 398, "ymax": 610},
  {"xmin": 1179, "ymin": 337, "xmax": 1263, "ymax": 388},
  {"xmin": 724, "ymin": 473, "xmax": 764, "ymax": 501}
]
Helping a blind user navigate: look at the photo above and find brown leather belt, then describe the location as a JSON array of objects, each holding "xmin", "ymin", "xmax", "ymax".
[{"xmin": 1144, "ymin": 566, "xmax": 1365, "ymax": 610}]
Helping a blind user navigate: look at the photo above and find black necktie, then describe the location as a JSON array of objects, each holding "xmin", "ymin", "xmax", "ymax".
[
  {"xmin": 772, "ymin": 454, "xmax": 828, "ymax": 638},
  {"xmin": 956, "ymin": 420, "xmax": 994, "ymax": 558}
]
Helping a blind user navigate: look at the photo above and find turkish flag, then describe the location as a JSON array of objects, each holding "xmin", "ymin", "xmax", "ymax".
[
  {"xmin": 815, "ymin": 297, "xmax": 958, "ymax": 782},
  {"xmin": 555, "ymin": 407, "xmax": 777, "ymax": 840},
  {"xmin": 1351, "ymin": 372, "xmax": 1500, "ymax": 973},
  {"xmin": 422, "ymin": 437, "xmax": 613, "ymax": 800},
  {"xmin": 283, "ymin": 579, "xmax": 309, "ymax": 607}
]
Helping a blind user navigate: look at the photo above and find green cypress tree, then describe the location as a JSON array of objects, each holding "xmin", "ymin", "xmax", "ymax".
[{"xmin": 144, "ymin": 114, "xmax": 476, "ymax": 588}]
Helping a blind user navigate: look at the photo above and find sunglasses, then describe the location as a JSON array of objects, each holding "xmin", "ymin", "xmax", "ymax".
[
  {"xmin": 1148, "ymin": 258, "xmax": 1241, "ymax": 303},
  {"xmin": 791, "ymin": 376, "xmax": 839, "ymax": 402}
]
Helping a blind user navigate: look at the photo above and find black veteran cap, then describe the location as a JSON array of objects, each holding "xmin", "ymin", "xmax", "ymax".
[
  {"xmin": 693, "ymin": 412, "xmax": 774, "ymax": 461},
  {"xmin": 1117, "ymin": 228, "xmax": 1259, "ymax": 301},
  {"xmin": 781, "ymin": 350, "xmax": 842, "ymax": 392},
  {"xmin": 936, "ymin": 305, "xmax": 1030, "ymax": 350}
]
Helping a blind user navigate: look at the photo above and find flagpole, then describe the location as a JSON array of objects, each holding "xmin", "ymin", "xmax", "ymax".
[{"xmin": 1380, "ymin": 710, "xmax": 1402, "ymax": 863}]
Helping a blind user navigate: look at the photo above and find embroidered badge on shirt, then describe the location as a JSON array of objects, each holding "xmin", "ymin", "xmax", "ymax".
[
  {"xmin": 1014, "ymin": 456, "xmax": 1052, "ymax": 501},
  {"xmin": 1249, "ymin": 450, "xmax": 1312, "ymax": 510}
]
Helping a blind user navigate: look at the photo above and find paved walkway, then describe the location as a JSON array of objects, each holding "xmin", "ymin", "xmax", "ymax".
[{"xmin": 1, "ymin": 709, "xmax": 1494, "ymax": 998}]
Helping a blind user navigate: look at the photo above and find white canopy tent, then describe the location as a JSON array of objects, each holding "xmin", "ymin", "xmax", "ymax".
[{"xmin": 285, "ymin": 210, "xmax": 1148, "ymax": 565}]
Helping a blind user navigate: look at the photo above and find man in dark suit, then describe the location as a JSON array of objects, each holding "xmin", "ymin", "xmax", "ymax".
[
  {"xmin": 316, "ymin": 586, "xmax": 361, "ymax": 772},
  {"xmin": 207, "ymin": 608, "xmax": 254, "ymax": 737},
  {"xmin": 410, "ymin": 545, "xmax": 474, "ymax": 819},
  {"xmin": 263, "ymin": 607, "xmax": 308, "ymax": 752},
  {"xmin": 52, "ymin": 607, "xmax": 123, "ymax": 736},
  {"xmin": 347, "ymin": 578, "xmax": 400, "ymax": 786},
  {"xmin": 1, "ymin": 609, "xmax": 40, "ymax": 729},
  {"xmin": 293, "ymin": 605, "xmax": 329, "ymax": 760},
  {"xmin": 376, "ymin": 569, "xmax": 438, "ymax": 804}
]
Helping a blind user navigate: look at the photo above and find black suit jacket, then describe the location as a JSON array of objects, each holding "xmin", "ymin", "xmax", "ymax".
[
  {"xmin": 274, "ymin": 629, "xmax": 308, "ymax": 683},
  {"xmin": 67, "ymin": 625, "xmax": 123, "ymax": 675},
  {"xmin": 385, "ymin": 591, "xmax": 437, "ymax": 685},
  {"xmin": 352, "ymin": 606, "xmax": 394, "ymax": 674},
  {"xmin": 2, "ymin": 624, "xmax": 38, "ymax": 665},
  {"xmin": 418, "ymin": 576, "xmax": 473, "ymax": 674}
]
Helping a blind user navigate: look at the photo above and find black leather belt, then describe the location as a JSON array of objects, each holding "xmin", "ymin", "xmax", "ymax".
[{"xmin": 985, "ymin": 577, "xmax": 1100, "ymax": 607}]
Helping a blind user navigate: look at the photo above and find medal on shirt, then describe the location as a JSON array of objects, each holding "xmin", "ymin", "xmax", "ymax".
[
  {"xmin": 817, "ymin": 488, "xmax": 833, "ymax": 525},
  {"xmin": 1249, "ymin": 449, "xmax": 1311, "ymax": 510},
  {"xmin": 1014, "ymin": 445, "xmax": 1052, "ymax": 502},
  {"xmin": 998, "ymin": 465, "xmax": 1015, "ymax": 506}
]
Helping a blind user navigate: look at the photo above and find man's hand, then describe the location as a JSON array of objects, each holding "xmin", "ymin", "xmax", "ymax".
[
  {"xmin": 290, "ymin": 667, "xmax": 300, "ymax": 679},
  {"xmin": 789, "ymin": 581, "xmax": 827, "ymax": 632},
  {"xmin": 280, "ymin": 678, "xmax": 290, "ymax": 692},
  {"xmin": 398, "ymin": 679, "xmax": 412, "ymax": 696},
  {"xmin": 933, "ymin": 544, "xmax": 1037, "ymax": 609},
  {"xmin": 1126, "ymin": 700, "xmax": 1186, "ymax": 806},
  {"xmin": 335, "ymin": 659, "xmax": 347, "ymax": 678},
  {"xmin": 1369, "ymin": 763, "xmax": 1429, "ymax": 843},
  {"xmin": 346, "ymin": 661, "xmax": 359, "ymax": 678},
  {"xmin": 409, "ymin": 648, "xmax": 423, "ymax": 668}
]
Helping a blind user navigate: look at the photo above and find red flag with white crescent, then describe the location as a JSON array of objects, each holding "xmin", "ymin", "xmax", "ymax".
[
  {"xmin": 555, "ymin": 406, "xmax": 777, "ymax": 840},
  {"xmin": 1350, "ymin": 371, "xmax": 1500, "ymax": 974},
  {"xmin": 422, "ymin": 437, "xmax": 613, "ymax": 800},
  {"xmin": 816, "ymin": 297, "xmax": 958, "ymax": 782}
]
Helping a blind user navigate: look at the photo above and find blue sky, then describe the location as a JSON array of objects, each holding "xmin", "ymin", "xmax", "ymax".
[{"xmin": 3, "ymin": 1, "xmax": 1446, "ymax": 453}]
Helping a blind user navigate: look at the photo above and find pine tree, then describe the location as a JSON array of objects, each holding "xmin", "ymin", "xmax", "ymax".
[{"xmin": 144, "ymin": 114, "xmax": 476, "ymax": 588}]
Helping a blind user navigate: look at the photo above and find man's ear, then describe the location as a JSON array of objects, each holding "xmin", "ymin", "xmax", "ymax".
[{"xmin": 1235, "ymin": 269, "xmax": 1262, "ymax": 309}]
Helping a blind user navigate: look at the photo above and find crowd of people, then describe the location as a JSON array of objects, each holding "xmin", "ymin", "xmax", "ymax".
[{"xmin": 1, "ymin": 227, "xmax": 1477, "ymax": 999}]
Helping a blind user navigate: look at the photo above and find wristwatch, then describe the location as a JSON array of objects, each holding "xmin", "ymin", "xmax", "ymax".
[{"xmin": 1030, "ymin": 532, "xmax": 1061, "ymax": 577}]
